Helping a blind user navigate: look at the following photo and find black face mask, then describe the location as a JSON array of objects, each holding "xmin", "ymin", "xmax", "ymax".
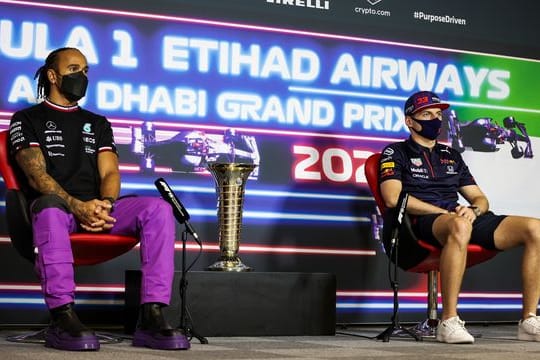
[
  {"xmin": 57, "ymin": 71, "xmax": 88, "ymax": 102},
  {"xmin": 410, "ymin": 116, "xmax": 442, "ymax": 140}
]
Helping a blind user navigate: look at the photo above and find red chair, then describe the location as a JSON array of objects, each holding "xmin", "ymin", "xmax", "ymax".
[
  {"xmin": 364, "ymin": 152, "xmax": 498, "ymax": 336},
  {"xmin": 0, "ymin": 130, "xmax": 138, "ymax": 265},
  {"xmin": 0, "ymin": 129, "xmax": 138, "ymax": 342}
]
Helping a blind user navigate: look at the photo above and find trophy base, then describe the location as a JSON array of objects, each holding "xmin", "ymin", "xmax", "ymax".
[{"xmin": 206, "ymin": 258, "xmax": 252, "ymax": 272}]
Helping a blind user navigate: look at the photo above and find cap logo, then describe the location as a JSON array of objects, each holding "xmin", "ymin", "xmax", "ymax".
[
  {"xmin": 415, "ymin": 96, "xmax": 429, "ymax": 106},
  {"xmin": 405, "ymin": 105, "xmax": 414, "ymax": 114}
]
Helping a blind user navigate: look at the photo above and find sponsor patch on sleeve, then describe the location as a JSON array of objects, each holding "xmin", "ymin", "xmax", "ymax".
[
  {"xmin": 380, "ymin": 168, "xmax": 395, "ymax": 178},
  {"xmin": 380, "ymin": 161, "xmax": 395, "ymax": 169}
]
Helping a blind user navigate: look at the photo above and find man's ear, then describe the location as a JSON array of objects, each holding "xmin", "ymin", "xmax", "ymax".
[
  {"xmin": 47, "ymin": 69, "xmax": 57, "ymax": 84},
  {"xmin": 404, "ymin": 115, "xmax": 414, "ymax": 128}
]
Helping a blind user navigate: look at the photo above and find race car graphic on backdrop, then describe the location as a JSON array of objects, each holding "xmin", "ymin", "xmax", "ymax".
[
  {"xmin": 445, "ymin": 110, "xmax": 533, "ymax": 159},
  {"xmin": 127, "ymin": 122, "xmax": 260, "ymax": 177}
]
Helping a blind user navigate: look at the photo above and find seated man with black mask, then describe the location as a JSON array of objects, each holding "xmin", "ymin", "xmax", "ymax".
[
  {"xmin": 378, "ymin": 91, "xmax": 540, "ymax": 344},
  {"xmin": 8, "ymin": 47, "xmax": 189, "ymax": 351}
]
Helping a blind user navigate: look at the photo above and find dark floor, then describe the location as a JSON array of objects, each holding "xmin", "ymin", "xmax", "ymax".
[{"xmin": 1, "ymin": 323, "xmax": 540, "ymax": 360}]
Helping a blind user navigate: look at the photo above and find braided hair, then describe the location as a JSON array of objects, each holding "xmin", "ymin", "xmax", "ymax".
[{"xmin": 34, "ymin": 47, "xmax": 77, "ymax": 99}]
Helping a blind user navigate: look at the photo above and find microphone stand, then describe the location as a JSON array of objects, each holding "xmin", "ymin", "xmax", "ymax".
[
  {"xmin": 376, "ymin": 193, "xmax": 421, "ymax": 342},
  {"xmin": 177, "ymin": 224, "xmax": 208, "ymax": 344}
]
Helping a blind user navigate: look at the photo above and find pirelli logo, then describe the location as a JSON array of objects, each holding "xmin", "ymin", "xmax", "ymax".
[{"xmin": 380, "ymin": 162, "xmax": 395, "ymax": 169}]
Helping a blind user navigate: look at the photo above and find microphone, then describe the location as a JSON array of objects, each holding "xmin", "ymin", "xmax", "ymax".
[
  {"xmin": 390, "ymin": 192, "xmax": 409, "ymax": 246},
  {"xmin": 154, "ymin": 177, "xmax": 199, "ymax": 240}
]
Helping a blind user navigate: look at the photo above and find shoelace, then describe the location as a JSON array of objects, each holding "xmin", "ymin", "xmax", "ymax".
[
  {"xmin": 444, "ymin": 317, "xmax": 466, "ymax": 331},
  {"xmin": 524, "ymin": 313, "xmax": 540, "ymax": 329}
]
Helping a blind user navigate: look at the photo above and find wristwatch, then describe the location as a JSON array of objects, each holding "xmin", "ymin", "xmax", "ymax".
[
  {"xmin": 101, "ymin": 196, "xmax": 115, "ymax": 212},
  {"xmin": 468, "ymin": 205, "xmax": 481, "ymax": 217}
]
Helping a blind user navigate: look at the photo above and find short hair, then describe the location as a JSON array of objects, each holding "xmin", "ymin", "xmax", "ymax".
[{"xmin": 34, "ymin": 47, "xmax": 78, "ymax": 99}]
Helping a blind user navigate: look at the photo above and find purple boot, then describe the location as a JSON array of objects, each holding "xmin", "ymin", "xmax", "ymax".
[
  {"xmin": 45, "ymin": 303, "xmax": 100, "ymax": 351},
  {"xmin": 132, "ymin": 303, "xmax": 190, "ymax": 350}
]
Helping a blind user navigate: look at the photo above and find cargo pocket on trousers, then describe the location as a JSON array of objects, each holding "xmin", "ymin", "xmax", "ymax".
[{"xmin": 38, "ymin": 247, "xmax": 74, "ymax": 295}]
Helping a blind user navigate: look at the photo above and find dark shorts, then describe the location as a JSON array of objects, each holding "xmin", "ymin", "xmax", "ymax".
[{"xmin": 410, "ymin": 211, "xmax": 507, "ymax": 250}]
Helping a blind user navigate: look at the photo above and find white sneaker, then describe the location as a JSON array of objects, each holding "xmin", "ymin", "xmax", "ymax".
[
  {"xmin": 518, "ymin": 313, "xmax": 540, "ymax": 341},
  {"xmin": 436, "ymin": 316, "xmax": 474, "ymax": 344}
]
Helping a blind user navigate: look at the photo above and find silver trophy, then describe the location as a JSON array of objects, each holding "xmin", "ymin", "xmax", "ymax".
[{"xmin": 207, "ymin": 162, "xmax": 257, "ymax": 271}]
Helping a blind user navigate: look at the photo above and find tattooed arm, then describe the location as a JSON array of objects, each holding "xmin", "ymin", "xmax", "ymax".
[{"xmin": 14, "ymin": 147, "xmax": 111, "ymax": 230}]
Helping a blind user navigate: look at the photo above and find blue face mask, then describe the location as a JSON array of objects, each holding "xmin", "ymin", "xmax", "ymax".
[{"xmin": 410, "ymin": 116, "xmax": 442, "ymax": 140}]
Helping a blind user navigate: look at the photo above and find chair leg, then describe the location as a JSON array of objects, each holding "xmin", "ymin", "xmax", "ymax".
[
  {"xmin": 427, "ymin": 270, "xmax": 439, "ymax": 323},
  {"xmin": 410, "ymin": 270, "xmax": 439, "ymax": 337},
  {"xmin": 5, "ymin": 328, "xmax": 47, "ymax": 343},
  {"xmin": 6, "ymin": 327, "xmax": 124, "ymax": 345}
]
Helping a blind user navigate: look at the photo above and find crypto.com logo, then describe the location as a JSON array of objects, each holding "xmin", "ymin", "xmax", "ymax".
[{"xmin": 366, "ymin": 0, "xmax": 383, "ymax": 5}]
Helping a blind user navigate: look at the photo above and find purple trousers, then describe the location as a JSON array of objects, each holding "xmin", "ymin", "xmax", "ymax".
[{"xmin": 31, "ymin": 196, "xmax": 176, "ymax": 310}]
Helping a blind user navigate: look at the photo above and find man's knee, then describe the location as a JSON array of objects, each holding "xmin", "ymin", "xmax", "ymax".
[
  {"xmin": 148, "ymin": 197, "xmax": 173, "ymax": 215},
  {"xmin": 444, "ymin": 216, "xmax": 472, "ymax": 246},
  {"xmin": 31, "ymin": 195, "xmax": 70, "ymax": 214},
  {"xmin": 523, "ymin": 218, "xmax": 540, "ymax": 244}
]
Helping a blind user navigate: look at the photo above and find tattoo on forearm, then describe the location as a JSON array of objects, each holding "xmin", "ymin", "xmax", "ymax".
[{"xmin": 16, "ymin": 147, "xmax": 77, "ymax": 209}]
